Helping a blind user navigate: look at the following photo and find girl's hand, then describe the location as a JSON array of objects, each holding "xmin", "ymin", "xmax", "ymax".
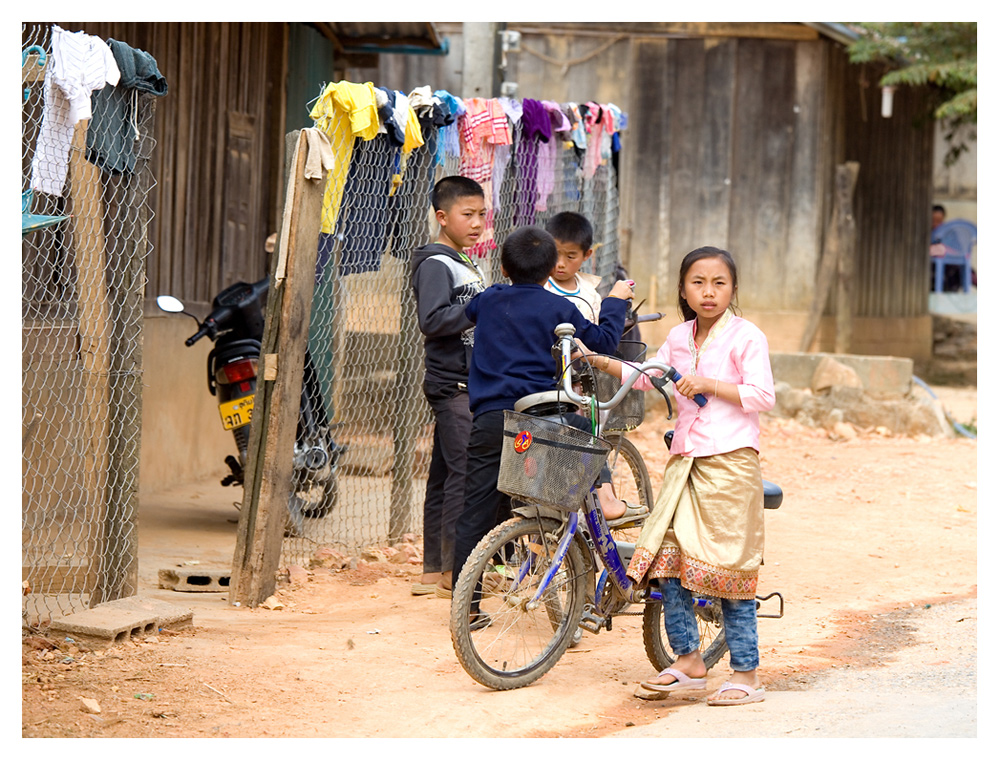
[
  {"xmin": 674, "ymin": 374, "xmax": 713, "ymax": 400},
  {"xmin": 571, "ymin": 338, "xmax": 593, "ymax": 364}
]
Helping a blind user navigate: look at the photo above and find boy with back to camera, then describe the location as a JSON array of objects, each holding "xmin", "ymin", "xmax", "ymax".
[
  {"xmin": 544, "ymin": 211, "xmax": 648, "ymax": 524},
  {"xmin": 410, "ymin": 176, "xmax": 487, "ymax": 598},
  {"xmin": 451, "ymin": 226, "xmax": 635, "ymax": 628}
]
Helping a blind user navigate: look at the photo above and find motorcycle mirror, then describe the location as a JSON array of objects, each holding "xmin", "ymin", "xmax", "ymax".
[{"xmin": 156, "ymin": 295, "xmax": 186, "ymax": 313}]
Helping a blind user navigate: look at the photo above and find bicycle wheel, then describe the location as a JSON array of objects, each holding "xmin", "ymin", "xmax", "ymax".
[
  {"xmin": 450, "ymin": 515, "xmax": 589, "ymax": 690},
  {"xmin": 603, "ymin": 433, "xmax": 654, "ymax": 542},
  {"xmin": 642, "ymin": 596, "xmax": 729, "ymax": 672}
]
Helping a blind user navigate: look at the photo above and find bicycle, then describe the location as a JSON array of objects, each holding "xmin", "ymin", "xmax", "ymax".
[{"xmin": 449, "ymin": 321, "xmax": 784, "ymax": 691}]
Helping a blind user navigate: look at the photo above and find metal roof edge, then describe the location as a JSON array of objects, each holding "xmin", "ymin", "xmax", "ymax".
[{"xmin": 804, "ymin": 22, "xmax": 859, "ymax": 46}]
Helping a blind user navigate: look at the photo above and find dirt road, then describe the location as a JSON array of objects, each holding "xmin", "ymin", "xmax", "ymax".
[{"xmin": 22, "ymin": 387, "xmax": 978, "ymax": 739}]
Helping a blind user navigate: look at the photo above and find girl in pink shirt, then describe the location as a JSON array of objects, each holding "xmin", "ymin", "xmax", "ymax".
[{"xmin": 580, "ymin": 246, "xmax": 774, "ymax": 706}]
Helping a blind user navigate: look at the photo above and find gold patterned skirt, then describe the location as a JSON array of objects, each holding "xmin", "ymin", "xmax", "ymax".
[{"xmin": 625, "ymin": 448, "xmax": 764, "ymax": 600}]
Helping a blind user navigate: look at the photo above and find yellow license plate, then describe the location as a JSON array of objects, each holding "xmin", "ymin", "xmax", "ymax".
[{"xmin": 219, "ymin": 396, "xmax": 254, "ymax": 430}]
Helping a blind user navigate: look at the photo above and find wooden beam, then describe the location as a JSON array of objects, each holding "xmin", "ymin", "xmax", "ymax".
[
  {"xmin": 229, "ymin": 129, "xmax": 324, "ymax": 607},
  {"xmin": 834, "ymin": 163, "xmax": 860, "ymax": 353},
  {"xmin": 799, "ymin": 162, "xmax": 859, "ymax": 353}
]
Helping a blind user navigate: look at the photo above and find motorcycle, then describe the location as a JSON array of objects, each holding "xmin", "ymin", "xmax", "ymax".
[{"xmin": 156, "ymin": 277, "xmax": 346, "ymax": 526}]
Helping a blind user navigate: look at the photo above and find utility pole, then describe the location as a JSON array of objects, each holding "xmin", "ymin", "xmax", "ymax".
[{"xmin": 461, "ymin": 22, "xmax": 502, "ymax": 97}]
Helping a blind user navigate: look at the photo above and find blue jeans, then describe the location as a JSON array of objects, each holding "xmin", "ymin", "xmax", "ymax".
[{"xmin": 658, "ymin": 577, "xmax": 759, "ymax": 672}]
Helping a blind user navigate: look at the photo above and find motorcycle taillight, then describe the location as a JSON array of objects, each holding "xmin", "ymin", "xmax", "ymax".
[{"xmin": 216, "ymin": 357, "xmax": 258, "ymax": 385}]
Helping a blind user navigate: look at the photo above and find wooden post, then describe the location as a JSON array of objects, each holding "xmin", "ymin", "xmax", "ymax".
[
  {"xmin": 799, "ymin": 162, "xmax": 860, "ymax": 353},
  {"xmin": 229, "ymin": 130, "xmax": 325, "ymax": 607},
  {"xmin": 834, "ymin": 163, "xmax": 859, "ymax": 354},
  {"xmin": 68, "ymin": 121, "xmax": 109, "ymax": 600},
  {"xmin": 388, "ymin": 286, "xmax": 422, "ymax": 540}
]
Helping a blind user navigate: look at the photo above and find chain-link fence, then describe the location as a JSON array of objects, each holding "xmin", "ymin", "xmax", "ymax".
[
  {"xmin": 22, "ymin": 23, "xmax": 160, "ymax": 625},
  {"xmin": 281, "ymin": 94, "xmax": 624, "ymax": 566}
]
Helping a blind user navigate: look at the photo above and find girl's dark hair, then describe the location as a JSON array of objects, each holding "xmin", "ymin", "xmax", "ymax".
[
  {"xmin": 677, "ymin": 246, "xmax": 740, "ymax": 322},
  {"xmin": 501, "ymin": 227, "xmax": 558, "ymax": 284}
]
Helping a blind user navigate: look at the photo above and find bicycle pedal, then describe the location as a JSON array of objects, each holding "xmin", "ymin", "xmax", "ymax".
[{"xmin": 577, "ymin": 610, "xmax": 606, "ymax": 634}]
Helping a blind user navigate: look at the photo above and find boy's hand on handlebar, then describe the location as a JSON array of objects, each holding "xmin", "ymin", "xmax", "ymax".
[{"xmin": 608, "ymin": 279, "xmax": 634, "ymax": 301}]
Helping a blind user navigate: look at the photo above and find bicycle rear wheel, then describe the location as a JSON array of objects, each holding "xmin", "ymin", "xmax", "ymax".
[
  {"xmin": 450, "ymin": 515, "xmax": 589, "ymax": 690},
  {"xmin": 642, "ymin": 597, "xmax": 729, "ymax": 672},
  {"xmin": 603, "ymin": 433, "xmax": 654, "ymax": 542}
]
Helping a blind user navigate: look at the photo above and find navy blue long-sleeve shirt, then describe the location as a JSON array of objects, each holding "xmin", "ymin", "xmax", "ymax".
[{"xmin": 464, "ymin": 283, "xmax": 628, "ymax": 417}]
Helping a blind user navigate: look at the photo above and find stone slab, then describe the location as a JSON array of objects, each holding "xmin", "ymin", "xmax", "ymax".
[{"xmin": 770, "ymin": 352, "xmax": 913, "ymax": 397}]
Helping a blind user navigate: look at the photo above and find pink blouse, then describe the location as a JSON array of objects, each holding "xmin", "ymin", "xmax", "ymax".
[{"xmin": 624, "ymin": 316, "xmax": 775, "ymax": 457}]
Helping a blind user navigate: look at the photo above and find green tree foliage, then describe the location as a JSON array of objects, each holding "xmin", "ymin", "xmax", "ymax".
[{"xmin": 848, "ymin": 22, "xmax": 976, "ymax": 165}]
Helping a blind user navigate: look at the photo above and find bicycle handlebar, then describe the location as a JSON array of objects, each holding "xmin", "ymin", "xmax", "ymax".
[{"xmin": 554, "ymin": 323, "xmax": 707, "ymax": 411}]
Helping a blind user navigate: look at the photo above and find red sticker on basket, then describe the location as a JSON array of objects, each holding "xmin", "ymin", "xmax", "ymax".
[
  {"xmin": 513, "ymin": 430, "xmax": 533, "ymax": 453},
  {"xmin": 524, "ymin": 456, "xmax": 538, "ymax": 479}
]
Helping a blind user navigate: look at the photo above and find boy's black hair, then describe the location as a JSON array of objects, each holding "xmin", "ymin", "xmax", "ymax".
[
  {"xmin": 932, "ymin": 203, "xmax": 947, "ymax": 215},
  {"xmin": 545, "ymin": 211, "xmax": 593, "ymax": 251},
  {"xmin": 431, "ymin": 175, "xmax": 485, "ymax": 212},
  {"xmin": 501, "ymin": 227, "xmax": 558, "ymax": 284}
]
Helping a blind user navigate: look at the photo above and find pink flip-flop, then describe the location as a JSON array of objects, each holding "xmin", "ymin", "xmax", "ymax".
[
  {"xmin": 707, "ymin": 681, "xmax": 766, "ymax": 706},
  {"xmin": 640, "ymin": 667, "xmax": 708, "ymax": 693}
]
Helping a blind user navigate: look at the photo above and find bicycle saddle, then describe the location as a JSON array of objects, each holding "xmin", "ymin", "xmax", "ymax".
[{"xmin": 513, "ymin": 390, "xmax": 582, "ymax": 417}]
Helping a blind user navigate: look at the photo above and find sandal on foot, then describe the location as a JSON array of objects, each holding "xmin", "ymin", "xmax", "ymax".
[
  {"xmin": 469, "ymin": 611, "xmax": 491, "ymax": 631},
  {"xmin": 640, "ymin": 667, "xmax": 708, "ymax": 693},
  {"xmin": 707, "ymin": 682, "xmax": 765, "ymax": 706},
  {"xmin": 606, "ymin": 501, "xmax": 649, "ymax": 528},
  {"xmin": 410, "ymin": 583, "xmax": 438, "ymax": 596},
  {"xmin": 434, "ymin": 585, "xmax": 452, "ymax": 599}
]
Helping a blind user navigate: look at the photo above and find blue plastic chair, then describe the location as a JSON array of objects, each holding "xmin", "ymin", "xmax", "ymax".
[{"xmin": 931, "ymin": 219, "xmax": 977, "ymax": 293}]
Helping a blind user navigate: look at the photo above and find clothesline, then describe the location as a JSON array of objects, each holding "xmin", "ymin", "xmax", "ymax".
[{"xmin": 309, "ymin": 80, "xmax": 628, "ymax": 260}]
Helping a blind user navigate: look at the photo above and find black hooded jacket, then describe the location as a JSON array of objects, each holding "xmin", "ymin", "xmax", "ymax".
[{"xmin": 411, "ymin": 243, "xmax": 486, "ymax": 389}]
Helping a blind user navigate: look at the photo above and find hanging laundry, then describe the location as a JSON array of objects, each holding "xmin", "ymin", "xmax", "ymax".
[
  {"xmin": 536, "ymin": 101, "xmax": 571, "ymax": 212},
  {"xmin": 375, "ymin": 87, "xmax": 406, "ymax": 147},
  {"xmin": 512, "ymin": 98, "xmax": 551, "ymax": 227},
  {"xmin": 459, "ymin": 98, "xmax": 511, "ymax": 257},
  {"xmin": 86, "ymin": 38, "xmax": 167, "ymax": 174},
  {"xmin": 310, "ymin": 80, "xmax": 381, "ymax": 235},
  {"xmin": 325, "ymin": 133, "xmax": 396, "ymax": 277},
  {"xmin": 434, "ymin": 89, "xmax": 465, "ymax": 165},
  {"xmin": 493, "ymin": 97, "xmax": 523, "ymax": 212},
  {"xmin": 30, "ymin": 25, "xmax": 121, "ymax": 196}
]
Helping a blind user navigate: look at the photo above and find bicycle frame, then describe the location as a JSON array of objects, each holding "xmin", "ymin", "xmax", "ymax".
[{"xmin": 512, "ymin": 324, "xmax": 708, "ymax": 614}]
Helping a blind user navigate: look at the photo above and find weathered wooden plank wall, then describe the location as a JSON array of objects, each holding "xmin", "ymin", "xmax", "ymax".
[{"xmin": 61, "ymin": 21, "xmax": 287, "ymax": 307}]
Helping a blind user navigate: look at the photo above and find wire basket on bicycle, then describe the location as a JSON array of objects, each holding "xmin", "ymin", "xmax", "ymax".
[
  {"xmin": 581, "ymin": 339, "xmax": 647, "ymax": 431},
  {"xmin": 498, "ymin": 410, "xmax": 611, "ymax": 511}
]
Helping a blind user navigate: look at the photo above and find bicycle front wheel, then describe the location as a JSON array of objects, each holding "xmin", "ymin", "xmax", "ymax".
[
  {"xmin": 450, "ymin": 515, "xmax": 589, "ymax": 690},
  {"xmin": 642, "ymin": 596, "xmax": 729, "ymax": 672}
]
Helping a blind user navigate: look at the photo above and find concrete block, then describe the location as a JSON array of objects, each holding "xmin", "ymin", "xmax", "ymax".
[
  {"xmin": 158, "ymin": 567, "xmax": 231, "ymax": 592},
  {"xmin": 770, "ymin": 352, "xmax": 913, "ymax": 397},
  {"xmin": 46, "ymin": 595, "xmax": 195, "ymax": 648},
  {"xmin": 98, "ymin": 595, "xmax": 194, "ymax": 630},
  {"xmin": 48, "ymin": 608, "xmax": 157, "ymax": 648}
]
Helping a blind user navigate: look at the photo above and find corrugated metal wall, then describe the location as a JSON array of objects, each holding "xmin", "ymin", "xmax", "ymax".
[{"xmin": 843, "ymin": 61, "xmax": 937, "ymax": 318}]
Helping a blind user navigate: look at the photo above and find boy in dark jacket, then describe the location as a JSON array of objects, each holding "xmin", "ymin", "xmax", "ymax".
[
  {"xmin": 452, "ymin": 226, "xmax": 634, "ymax": 626},
  {"xmin": 410, "ymin": 176, "xmax": 488, "ymax": 597}
]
